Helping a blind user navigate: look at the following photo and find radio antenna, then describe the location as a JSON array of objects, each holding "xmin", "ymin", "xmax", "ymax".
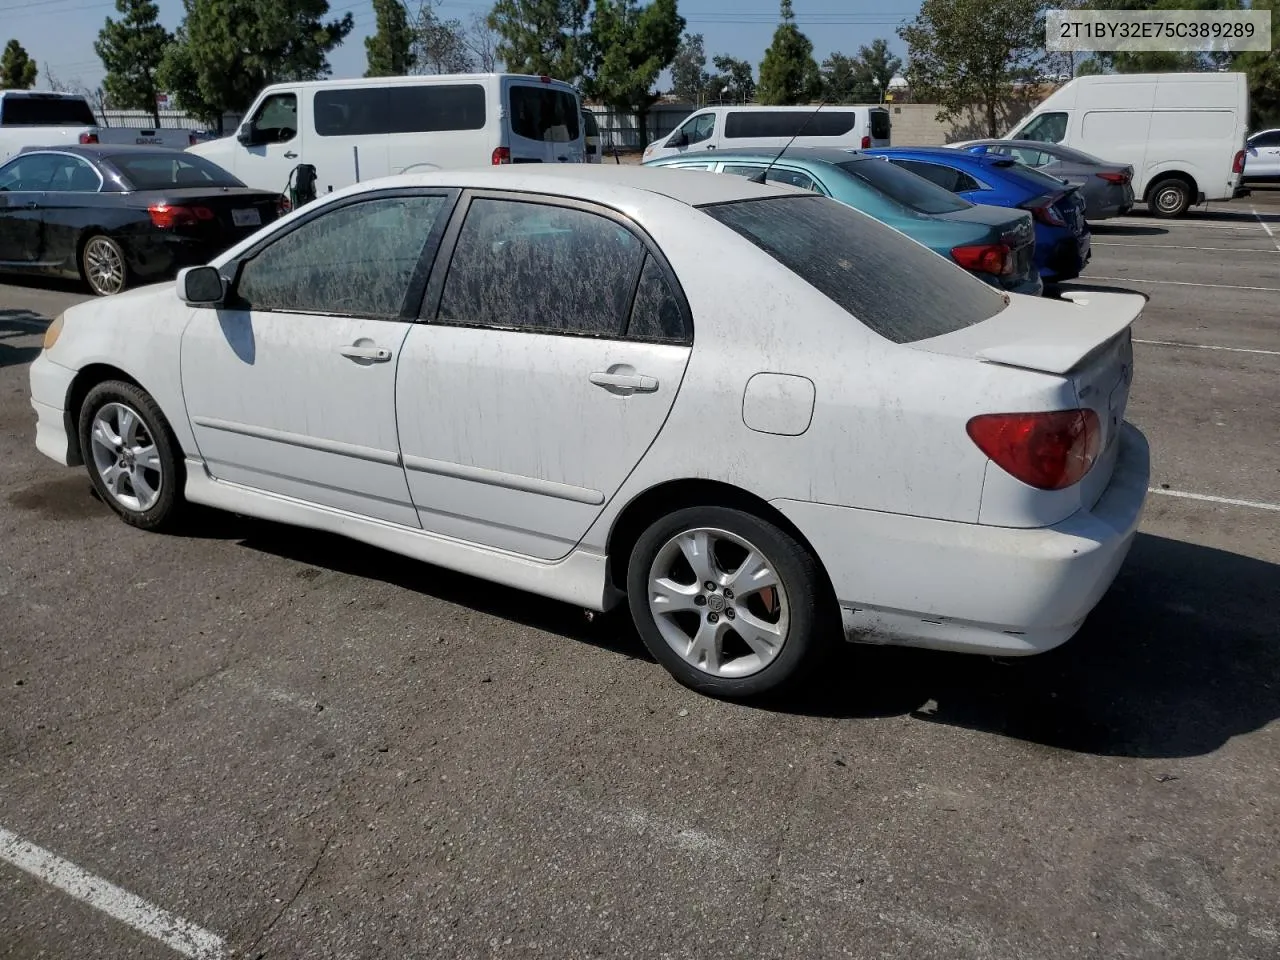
[{"xmin": 749, "ymin": 99, "xmax": 827, "ymax": 185}]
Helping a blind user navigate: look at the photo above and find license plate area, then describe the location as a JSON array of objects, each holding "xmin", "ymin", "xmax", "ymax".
[{"xmin": 232, "ymin": 208, "xmax": 262, "ymax": 227}]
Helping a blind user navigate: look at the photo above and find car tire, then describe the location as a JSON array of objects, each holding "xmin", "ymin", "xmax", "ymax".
[
  {"xmin": 78, "ymin": 380, "xmax": 185, "ymax": 531},
  {"xmin": 626, "ymin": 505, "xmax": 832, "ymax": 699},
  {"xmin": 81, "ymin": 234, "xmax": 130, "ymax": 296},
  {"xmin": 1148, "ymin": 178, "xmax": 1191, "ymax": 219}
]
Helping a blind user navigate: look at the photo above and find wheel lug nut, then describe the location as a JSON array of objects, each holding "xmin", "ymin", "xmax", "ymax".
[
  {"xmin": 693, "ymin": 595, "xmax": 707, "ymax": 607},
  {"xmin": 704, "ymin": 581, "xmax": 717, "ymax": 592},
  {"xmin": 707, "ymin": 612, "xmax": 719, "ymax": 623},
  {"xmin": 725, "ymin": 608, "xmax": 735, "ymax": 620},
  {"xmin": 723, "ymin": 589, "xmax": 734, "ymax": 600}
]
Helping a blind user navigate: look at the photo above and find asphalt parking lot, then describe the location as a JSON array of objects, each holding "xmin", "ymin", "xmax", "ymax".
[{"xmin": 2, "ymin": 192, "xmax": 1278, "ymax": 960}]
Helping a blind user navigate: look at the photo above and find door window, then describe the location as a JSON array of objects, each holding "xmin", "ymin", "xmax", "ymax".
[
  {"xmin": 235, "ymin": 194, "xmax": 448, "ymax": 317},
  {"xmin": 1017, "ymin": 112, "xmax": 1067, "ymax": 144},
  {"xmin": 627, "ymin": 256, "xmax": 689, "ymax": 342},
  {"xmin": 721, "ymin": 164, "xmax": 819, "ymax": 192},
  {"xmin": 724, "ymin": 111, "xmax": 857, "ymax": 138},
  {"xmin": 435, "ymin": 198, "xmax": 646, "ymax": 337},
  {"xmin": 249, "ymin": 93, "xmax": 298, "ymax": 144},
  {"xmin": 313, "ymin": 88, "xmax": 388, "ymax": 137},
  {"xmin": 1250, "ymin": 131, "xmax": 1280, "ymax": 147},
  {"xmin": 672, "ymin": 112, "xmax": 715, "ymax": 146},
  {"xmin": 889, "ymin": 159, "xmax": 980, "ymax": 192},
  {"xmin": 869, "ymin": 110, "xmax": 891, "ymax": 140},
  {"xmin": 0, "ymin": 152, "xmax": 63, "ymax": 191},
  {"xmin": 46, "ymin": 154, "xmax": 101, "ymax": 192}
]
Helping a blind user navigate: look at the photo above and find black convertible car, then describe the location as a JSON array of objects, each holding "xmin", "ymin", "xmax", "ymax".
[{"xmin": 0, "ymin": 145, "xmax": 282, "ymax": 296}]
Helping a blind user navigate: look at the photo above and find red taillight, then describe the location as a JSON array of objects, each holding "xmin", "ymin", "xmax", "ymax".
[
  {"xmin": 147, "ymin": 203, "xmax": 215, "ymax": 228},
  {"xmin": 951, "ymin": 242, "xmax": 1013, "ymax": 276},
  {"xmin": 188, "ymin": 132, "xmax": 198, "ymax": 146},
  {"xmin": 540, "ymin": 75, "xmax": 551, "ymax": 84},
  {"xmin": 492, "ymin": 146, "xmax": 511, "ymax": 165},
  {"xmin": 1097, "ymin": 171, "xmax": 1131, "ymax": 185},
  {"xmin": 967, "ymin": 410, "xmax": 1101, "ymax": 491},
  {"xmin": 1232, "ymin": 149, "xmax": 1246, "ymax": 174},
  {"xmin": 1028, "ymin": 200, "xmax": 1067, "ymax": 227},
  {"xmin": 861, "ymin": 135, "xmax": 871, "ymax": 149},
  {"xmin": 277, "ymin": 195, "xmax": 291, "ymax": 216},
  {"xmin": 79, "ymin": 132, "xmax": 99, "ymax": 144}
]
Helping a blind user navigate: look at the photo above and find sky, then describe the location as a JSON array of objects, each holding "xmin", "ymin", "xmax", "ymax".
[{"xmin": 2, "ymin": 0, "xmax": 920, "ymax": 93}]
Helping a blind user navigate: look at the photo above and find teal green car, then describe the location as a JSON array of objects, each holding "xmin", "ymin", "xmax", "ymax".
[{"xmin": 645, "ymin": 147, "xmax": 1043, "ymax": 296}]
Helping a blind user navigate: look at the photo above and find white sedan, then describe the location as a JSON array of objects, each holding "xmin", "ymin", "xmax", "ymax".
[{"xmin": 29, "ymin": 166, "xmax": 1150, "ymax": 698}]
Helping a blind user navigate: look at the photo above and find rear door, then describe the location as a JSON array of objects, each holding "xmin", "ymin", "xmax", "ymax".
[
  {"xmin": 396, "ymin": 192, "xmax": 692, "ymax": 560},
  {"xmin": 868, "ymin": 108, "xmax": 891, "ymax": 147},
  {"xmin": 504, "ymin": 80, "xmax": 584, "ymax": 164}
]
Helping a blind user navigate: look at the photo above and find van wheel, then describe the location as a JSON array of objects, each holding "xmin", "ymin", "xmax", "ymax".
[{"xmin": 1148, "ymin": 178, "xmax": 1191, "ymax": 218}]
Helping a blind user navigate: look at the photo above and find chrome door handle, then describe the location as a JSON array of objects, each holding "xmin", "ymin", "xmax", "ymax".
[
  {"xmin": 339, "ymin": 344, "xmax": 392, "ymax": 362},
  {"xmin": 589, "ymin": 371, "xmax": 658, "ymax": 393},
  {"xmin": 284, "ymin": 151, "xmax": 299, "ymax": 159}
]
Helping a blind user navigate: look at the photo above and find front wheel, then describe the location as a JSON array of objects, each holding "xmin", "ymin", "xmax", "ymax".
[
  {"xmin": 78, "ymin": 380, "xmax": 185, "ymax": 530},
  {"xmin": 626, "ymin": 506, "xmax": 831, "ymax": 699},
  {"xmin": 1148, "ymin": 178, "xmax": 1191, "ymax": 219},
  {"xmin": 81, "ymin": 234, "xmax": 129, "ymax": 296}
]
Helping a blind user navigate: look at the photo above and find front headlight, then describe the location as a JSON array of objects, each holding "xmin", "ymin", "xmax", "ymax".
[{"xmin": 43, "ymin": 313, "xmax": 64, "ymax": 351}]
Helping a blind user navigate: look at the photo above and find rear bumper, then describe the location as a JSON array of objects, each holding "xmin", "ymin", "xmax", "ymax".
[
  {"xmin": 29, "ymin": 353, "xmax": 80, "ymax": 466},
  {"xmin": 126, "ymin": 232, "xmax": 253, "ymax": 282},
  {"xmin": 1233, "ymin": 184, "xmax": 1253, "ymax": 198},
  {"xmin": 774, "ymin": 423, "xmax": 1150, "ymax": 656},
  {"xmin": 1042, "ymin": 232, "xmax": 1091, "ymax": 282}
]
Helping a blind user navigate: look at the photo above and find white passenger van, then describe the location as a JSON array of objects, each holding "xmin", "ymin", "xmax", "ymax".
[
  {"xmin": 1004, "ymin": 72, "xmax": 1250, "ymax": 218},
  {"xmin": 642, "ymin": 104, "xmax": 891, "ymax": 162},
  {"xmin": 189, "ymin": 73, "xmax": 585, "ymax": 195}
]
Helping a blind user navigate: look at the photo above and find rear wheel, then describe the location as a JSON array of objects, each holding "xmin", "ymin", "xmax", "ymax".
[
  {"xmin": 627, "ymin": 506, "xmax": 830, "ymax": 698},
  {"xmin": 81, "ymin": 234, "xmax": 129, "ymax": 296},
  {"xmin": 1148, "ymin": 178, "xmax": 1191, "ymax": 219}
]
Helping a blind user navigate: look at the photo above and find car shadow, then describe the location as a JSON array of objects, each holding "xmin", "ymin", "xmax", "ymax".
[
  {"xmin": 0, "ymin": 274, "xmax": 87, "ymax": 297},
  {"xmin": 1047, "ymin": 281, "xmax": 1149, "ymax": 302},
  {"xmin": 227, "ymin": 517, "xmax": 1278, "ymax": 760},
  {"xmin": 1089, "ymin": 222, "xmax": 1169, "ymax": 237},
  {"xmin": 0, "ymin": 309, "xmax": 49, "ymax": 368}
]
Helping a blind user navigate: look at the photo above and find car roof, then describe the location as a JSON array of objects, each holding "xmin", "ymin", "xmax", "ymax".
[
  {"xmin": 653, "ymin": 146, "xmax": 867, "ymax": 167},
  {"xmin": 18, "ymin": 144, "xmax": 184, "ymax": 159},
  {"xmin": 339, "ymin": 165, "xmax": 798, "ymax": 208}
]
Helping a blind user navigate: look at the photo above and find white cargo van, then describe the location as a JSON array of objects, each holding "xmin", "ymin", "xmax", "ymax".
[
  {"xmin": 1004, "ymin": 72, "xmax": 1249, "ymax": 218},
  {"xmin": 189, "ymin": 73, "xmax": 585, "ymax": 194},
  {"xmin": 642, "ymin": 104, "xmax": 891, "ymax": 163}
]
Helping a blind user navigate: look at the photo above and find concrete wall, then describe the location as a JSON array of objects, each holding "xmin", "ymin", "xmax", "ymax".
[{"xmin": 885, "ymin": 100, "xmax": 1043, "ymax": 145}]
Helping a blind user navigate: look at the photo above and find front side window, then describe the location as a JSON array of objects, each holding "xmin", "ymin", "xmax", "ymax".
[
  {"xmin": 1017, "ymin": 112, "xmax": 1068, "ymax": 144},
  {"xmin": 236, "ymin": 194, "xmax": 448, "ymax": 317},
  {"xmin": 436, "ymin": 198, "xmax": 645, "ymax": 337},
  {"xmin": 508, "ymin": 87, "xmax": 580, "ymax": 142},
  {"xmin": 703, "ymin": 196, "xmax": 1007, "ymax": 344},
  {"xmin": 0, "ymin": 153, "xmax": 63, "ymax": 191},
  {"xmin": 249, "ymin": 93, "xmax": 297, "ymax": 144},
  {"xmin": 673, "ymin": 112, "xmax": 715, "ymax": 145}
]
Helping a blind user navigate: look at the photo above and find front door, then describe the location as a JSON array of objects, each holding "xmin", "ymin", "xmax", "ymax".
[
  {"xmin": 396, "ymin": 194, "xmax": 693, "ymax": 560},
  {"xmin": 1248, "ymin": 131, "xmax": 1280, "ymax": 178},
  {"xmin": 0, "ymin": 152, "xmax": 61, "ymax": 264},
  {"xmin": 180, "ymin": 189, "xmax": 457, "ymax": 526},
  {"xmin": 236, "ymin": 90, "xmax": 304, "ymax": 193}
]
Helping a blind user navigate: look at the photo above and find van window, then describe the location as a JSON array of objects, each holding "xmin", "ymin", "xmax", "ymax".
[
  {"xmin": 390, "ymin": 84, "xmax": 485, "ymax": 132},
  {"xmin": 581, "ymin": 109, "xmax": 600, "ymax": 138},
  {"xmin": 250, "ymin": 93, "xmax": 297, "ymax": 144},
  {"xmin": 870, "ymin": 110, "xmax": 891, "ymax": 141},
  {"xmin": 725, "ymin": 111, "xmax": 857, "ymax": 139},
  {"xmin": 671, "ymin": 112, "xmax": 715, "ymax": 146},
  {"xmin": 509, "ymin": 87, "xmax": 580, "ymax": 143},
  {"xmin": 0, "ymin": 95, "xmax": 96, "ymax": 127},
  {"xmin": 705, "ymin": 196, "xmax": 1007, "ymax": 344},
  {"xmin": 314, "ymin": 89, "xmax": 388, "ymax": 137},
  {"xmin": 1017, "ymin": 112, "xmax": 1067, "ymax": 144}
]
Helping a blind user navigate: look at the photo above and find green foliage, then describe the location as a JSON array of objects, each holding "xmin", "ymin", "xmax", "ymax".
[
  {"xmin": 757, "ymin": 0, "xmax": 819, "ymax": 105},
  {"xmin": 413, "ymin": 1, "xmax": 474, "ymax": 74},
  {"xmin": 94, "ymin": 0, "xmax": 172, "ymax": 125},
  {"xmin": 0, "ymin": 39, "xmax": 38, "ymax": 90},
  {"xmin": 899, "ymin": 0, "xmax": 1044, "ymax": 137},
  {"xmin": 487, "ymin": 0, "xmax": 589, "ymax": 81},
  {"xmin": 1082, "ymin": 0, "xmax": 1243, "ymax": 74},
  {"xmin": 707, "ymin": 54, "xmax": 755, "ymax": 103},
  {"xmin": 582, "ymin": 0, "xmax": 684, "ymax": 140},
  {"xmin": 821, "ymin": 41, "xmax": 901, "ymax": 103},
  {"xmin": 366, "ymin": 0, "xmax": 417, "ymax": 76},
  {"xmin": 855, "ymin": 38, "xmax": 902, "ymax": 99},
  {"xmin": 670, "ymin": 32, "xmax": 708, "ymax": 103},
  {"xmin": 1234, "ymin": 0, "xmax": 1280, "ymax": 128},
  {"xmin": 157, "ymin": 0, "xmax": 352, "ymax": 122}
]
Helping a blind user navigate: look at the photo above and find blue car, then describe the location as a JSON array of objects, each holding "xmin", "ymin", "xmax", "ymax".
[{"xmin": 862, "ymin": 147, "xmax": 1092, "ymax": 283}]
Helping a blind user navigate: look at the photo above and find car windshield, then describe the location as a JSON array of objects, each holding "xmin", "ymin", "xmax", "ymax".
[
  {"xmin": 110, "ymin": 152, "xmax": 244, "ymax": 190},
  {"xmin": 703, "ymin": 195, "xmax": 1007, "ymax": 344},
  {"xmin": 836, "ymin": 158, "xmax": 972, "ymax": 215}
]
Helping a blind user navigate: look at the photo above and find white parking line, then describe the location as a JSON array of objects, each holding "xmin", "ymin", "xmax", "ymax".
[
  {"xmin": 0, "ymin": 826, "xmax": 226, "ymax": 959},
  {"xmin": 1148, "ymin": 488, "xmax": 1280, "ymax": 512},
  {"xmin": 1134, "ymin": 338, "xmax": 1280, "ymax": 357},
  {"xmin": 1254, "ymin": 207, "xmax": 1280, "ymax": 252},
  {"xmin": 1093, "ymin": 241, "xmax": 1278, "ymax": 255},
  {"xmin": 1089, "ymin": 276, "xmax": 1280, "ymax": 293},
  {"xmin": 1105, "ymin": 218, "xmax": 1273, "ymax": 232}
]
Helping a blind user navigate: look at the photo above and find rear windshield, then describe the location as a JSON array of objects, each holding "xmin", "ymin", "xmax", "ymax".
[
  {"xmin": 111, "ymin": 152, "xmax": 243, "ymax": 190},
  {"xmin": 870, "ymin": 110, "xmax": 891, "ymax": 140},
  {"xmin": 509, "ymin": 86, "xmax": 580, "ymax": 142},
  {"xmin": 838, "ymin": 158, "xmax": 971, "ymax": 215},
  {"xmin": 704, "ymin": 196, "xmax": 1007, "ymax": 343},
  {"xmin": 0, "ymin": 95, "xmax": 96, "ymax": 127}
]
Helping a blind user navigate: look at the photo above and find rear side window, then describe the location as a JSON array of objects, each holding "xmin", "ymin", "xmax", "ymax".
[
  {"xmin": 888, "ymin": 159, "xmax": 981, "ymax": 193},
  {"xmin": 628, "ymin": 256, "xmax": 689, "ymax": 342},
  {"xmin": 0, "ymin": 95, "xmax": 96, "ymax": 126},
  {"xmin": 314, "ymin": 89, "xmax": 388, "ymax": 137},
  {"xmin": 725, "ymin": 111, "xmax": 857, "ymax": 139},
  {"xmin": 390, "ymin": 85, "xmax": 485, "ymax": 133},
  {"xmin": 838, "ymin": 158, "xmax": 971, "ymax": 214},
  {"xmin": 722, "ymin": 164, "xmax": 820, "ymax": 193},
  {"xmin": 704, "ymin": 196, "xmax": 1007, "ymax": 344},
  {"xmin": 509, "ymin": 87, "xmax": 580, "ymax": 142},
  {"xmin": 870, "ymin": 110, "xmax": 891, "ymax": 140}
]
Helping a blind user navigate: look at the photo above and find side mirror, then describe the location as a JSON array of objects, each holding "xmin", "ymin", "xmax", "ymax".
[
  {"xmin": 177, "ymin": 265, "xmax": 225, "ymax": 306},
  {"xmin": 236, "ymin": 124, "xmax": 255, "ymax": 146},
  {"xmin": 671, "ymin": 131, "xmax": 689, "ymax": 148}
]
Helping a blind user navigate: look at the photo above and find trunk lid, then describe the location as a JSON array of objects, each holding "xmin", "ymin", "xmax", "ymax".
[{"xmin": 130, "ymin": 187, "xmax": 282, "ymax": 241}]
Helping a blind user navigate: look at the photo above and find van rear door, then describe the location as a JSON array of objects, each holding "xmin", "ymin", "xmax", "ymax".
[
  {"xmin": 869, "ymin": 108, "xmax": 891, "ymax": 147},
  {"xmin": 503, "ymin": 79, "xmax": 584, "ymax": 164}
]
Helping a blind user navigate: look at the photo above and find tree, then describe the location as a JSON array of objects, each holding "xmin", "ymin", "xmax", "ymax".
[
  {"xmin": 95, "ymin": 0, "xmax": 171, "ymax": 126},
  {"xmin": 756, "ymin": 0, "xmax": 819, "ymax": 105},
  {"xmin": 487, "ymin": 0, "xmax": 589, "ymax": 82},
  {"xmin": 1077, "ymin": 0, "xmax": 1242, "ymax": 75},
  {"xmin": 820, "ymin": 52, "xmax": 861, "ymax": 103},
  {"xmin": 413, "ymin": 0, "xmax": 473, "ymax": 73},
  {"xmin": 1235, "ymin": 0, "xmax": 1280, "ymax": 128},
  {"xmin": 852, "ymin": 38, "xmax": 901, "ymax": 102},
  {"xmin": 582, "ymin": 0, "xmax": 684, "ymax": 142},
  {"xmin": 465, "ymin": 13, "xmax": 501, "ymax": 71},
  {"xmin": 706, "ymin": 54, "xmax": 754, "ymax": 103},
  {"xmin": 366, "ymin": 0, "xmax": 416, "ymax": 76},
  {"xmin": 670, "ymin": 32, "xmax": 709, "ymax": 104},
  {"xmin": 0, "ymin": 39, "xmax": 38, "ymax": 90},
  {"xmin": 157, "ymin": 0, "xmax": 352, "ymax": 125},
  {"xmin": 899, "ymin": 0, "xmax": 1044, "ymax": 137}
]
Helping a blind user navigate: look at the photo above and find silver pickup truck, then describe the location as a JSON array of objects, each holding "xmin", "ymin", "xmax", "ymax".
[{"xmin": 0, "ymin": 91, "xmax": 193, "ymax": 163}]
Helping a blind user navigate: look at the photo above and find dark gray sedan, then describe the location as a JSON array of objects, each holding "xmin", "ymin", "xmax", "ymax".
[{"xmin": 953, "ymin": 140, "xmax": 1136, "ymax": 221}]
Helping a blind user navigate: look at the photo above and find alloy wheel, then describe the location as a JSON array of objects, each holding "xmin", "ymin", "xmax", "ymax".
[
  {"xmin": 84, "ymin": 238, "xmax": 126, "ymax": 296},
  {"xmin": 88, "ymin": 402, "xmax": 163, "ymax": 512}
]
